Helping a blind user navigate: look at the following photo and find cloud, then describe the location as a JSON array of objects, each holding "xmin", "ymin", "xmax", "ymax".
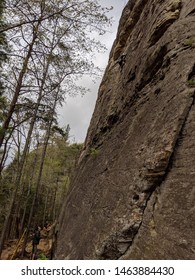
[{"xmin": 58, "ymin": 1, "xmax": 125, "ymax": 143}]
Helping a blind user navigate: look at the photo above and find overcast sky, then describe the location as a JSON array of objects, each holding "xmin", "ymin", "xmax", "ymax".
[{"xmin": 58, "ymin": 1, "xmax": 126, "ymax": 143}]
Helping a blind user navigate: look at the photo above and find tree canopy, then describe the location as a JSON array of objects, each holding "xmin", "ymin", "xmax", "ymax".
[{"xmin": 0, "ymin": 0, "xmax": 112, "ymax": 258}]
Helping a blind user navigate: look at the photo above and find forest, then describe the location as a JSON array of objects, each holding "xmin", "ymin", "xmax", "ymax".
[{"xmin": 0, "ymin": 0, "xmax": 112, "ymax": 259}]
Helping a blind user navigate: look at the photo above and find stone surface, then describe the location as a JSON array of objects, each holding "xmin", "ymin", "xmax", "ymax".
[{"xmin": 54, "ymin": 0, "xmax": 195, "ymax": 259}]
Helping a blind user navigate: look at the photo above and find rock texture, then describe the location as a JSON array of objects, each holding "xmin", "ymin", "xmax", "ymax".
[{"xmin": 54, "ymin": 0, "xmax": 195, "ymax": 259}]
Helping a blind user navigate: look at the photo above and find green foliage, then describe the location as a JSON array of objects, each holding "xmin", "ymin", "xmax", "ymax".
[
  {"xmin": 51, "ymin": 125, "xmax": 70, "ymax": 141},
  {"xmin": 0, "ymin": 136, "xmax": 83, "ymax": 231},
  {"xmin": 0, "ymin": 0, "xmax": 112, "ymax": 153},
  {"xmin": 184, "ymin": 37, "xmax": 195, "ymax": 47},
  {"xmin": 0, "ymin": 126, "xmax": 4, "ymax": 136},
  {"xmin": 0, "ymin": 175, "xmax": 14, "ymax": 229},
  {"xmin": 187, "ymin": 78, "xmax": 195, "ymax": 87},
  {"xmin": 0, "ymin": 0, "xmax": 112, "ymax": 248},
  {"xmin": 89, "ymin": 147, "xmax": 99, "ymax": 156},
  {"xmin": 37, "ymin": 253, "xmax": 48, "ymax": 260}
]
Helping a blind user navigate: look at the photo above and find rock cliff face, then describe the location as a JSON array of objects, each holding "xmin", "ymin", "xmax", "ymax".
[{"xmin": 54, "ymin": 0, "xmax": 195, "ymax": 259}]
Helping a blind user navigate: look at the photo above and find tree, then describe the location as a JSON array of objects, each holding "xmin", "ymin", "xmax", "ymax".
[
  {"xmin": 0, "ymin": 0, "xmax": 112, "ymax": 151},
  {"xmin": 0, "ymin": 0, "xmax": 7, "ymax": 161},
  {"xmin": 0, "ymin": 0, "xmax": 7, "ymax": 82},
  {"xmin": 0, "ymin": 0, "xmax": 112, "ymax": 258},
  {"xmin": 0, "ymin": 126, "xmax": 82, "ymax": 257}
]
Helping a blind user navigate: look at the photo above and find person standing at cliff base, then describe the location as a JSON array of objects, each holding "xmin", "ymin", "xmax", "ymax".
[{"xmin": 31, "ymin": 226, "xmax": 41, "ymax": 260}]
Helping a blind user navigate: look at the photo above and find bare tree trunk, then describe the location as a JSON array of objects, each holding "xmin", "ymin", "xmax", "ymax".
[
  {"xmin": 20, "ymin": 140, "xmax": 40, "ymax": 237},
  {"xmin": 51, "ymin": 180, "xmax": 58, "ymax": 222},
  {"xmin": 0, "ymin": 23, "xmax": 39, "ymax": 149},
  {"xmin": 9, "ymin": 39, "xmax": 54, "ymax": 239},
  {"xmin": 21, "ymin": 90, "xmax": 59, "ymax": 255},
  {"xmin": 42, "ymin": 188, "xmax": 49, "ymax": 228},
  {"xmin": 0, "ymin": 186, "xmax": 18, "ymax": 258},
  {"xmin": 0, "ymin": 21, "xmax": 43, "ymax": 259},
  {"xmin": 0, "ymin": 127, "xmax": 15, "ymax": 172}
]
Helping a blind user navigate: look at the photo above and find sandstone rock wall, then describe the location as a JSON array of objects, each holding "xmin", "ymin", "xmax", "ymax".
[{"xmin": 54, "ymin": 0, "xmax": 195, "ymax": 259}]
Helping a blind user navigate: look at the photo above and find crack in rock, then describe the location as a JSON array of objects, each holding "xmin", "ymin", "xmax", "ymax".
[
  {"xmin": 118, "ymin": 91, "xmax": 195, "ymax": 259},
  {"xmin": 97, "ymin": 86, "xmax": 195, "ymax": 259}
]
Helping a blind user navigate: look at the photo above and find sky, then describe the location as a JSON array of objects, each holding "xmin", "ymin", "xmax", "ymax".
[{"xmin": 58, "ymin": 1, "xmax": 126, "ymax": 143}]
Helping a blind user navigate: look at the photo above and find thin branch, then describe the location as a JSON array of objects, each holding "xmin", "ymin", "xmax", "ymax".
[{"xmin": 0, "ymin": 6, "xmax": 69, "ymax": 33}]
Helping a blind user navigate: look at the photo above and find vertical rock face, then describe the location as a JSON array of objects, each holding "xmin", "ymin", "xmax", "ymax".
[{"xmin": 55, "ymin": 0, "xmax": 195, "ymax": 259}]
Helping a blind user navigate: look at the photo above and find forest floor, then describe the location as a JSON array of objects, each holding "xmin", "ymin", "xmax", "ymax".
[{"xmin": 1, "ymin": 235, "xmax": 52, "ymax": 260}]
